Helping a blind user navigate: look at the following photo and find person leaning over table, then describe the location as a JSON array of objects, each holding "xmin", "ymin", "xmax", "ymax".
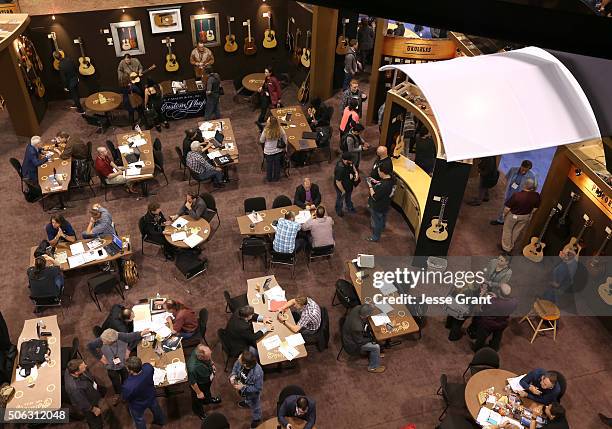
[
  {"xmin": 226, "ymin": 305, "xmax": 272, "ymax": 358},
  {"xmin": 82, "ymin": 203, "xmax": 115, "ymax": 239},
  {"xmin": 46, "ymin": 214, "xmax": 77, "ymax": 246},
  {"xmin": 28, "ymin": 256, "xmax": 64, "ymax": 300},
  {"xmin": 301, "ymin": 206, "xmax": 334, "ymax": 249},
  {"xmin": 93, "ymin": 146, "xmax": 137, "ymax": 194},
  {"xmin": 56, "ymin": 131, "xmax": 89, "ymax": 160},
  {"xmin": 278, "ymin": 395, "xmax": 317, "ymax": 429},
  {"xmin": 87, "ymin": 328, "xmax": 150, "ymax": 405},
  {"xmin": 518, "ymin": 369, "xmax": 561, "ymax": 405},
  {"xmin": 273, "ymin": 211, "xmax": 305, "ymax": 255},
  {"xmin": 294, "ymin": 177, "xmax": 321, "ymax": 209},
  {"xmin": 342, "ymin": 304, "xmax": 386, "ymax": 373},
  {"xmin": 142, "ymin": 201, "xmax": 175, "ymax": 260},
  {"xmin": 260, "ymin": 115, "xmax": 287, "ymax": 183},
  {"xmin": 171, "ymin": 191, "xmax": 208, "ymax": 221},
  {"xmin": 164, "ymin": 299, "xmax": 198, "ymax": 339},
  {"xmin": 188, "ymin": 344, "xmax": 222, "ymax": 421},
  {"xmin": 186, "ymin": 141, "xmax": 225, "ymax": 188},
  {"xmin": 276, "ymin": 296, "xmax": 322, "ymax": 336},
  {"xmin": 122, "ymin": 356, "xmax": 167, "ymax": 429},
  {"xmin": 229, "ymin": 349, "xmax": 264, "ymax": 429},
  {"xmin": 64, "ymin": 358, "xmax": 106, "ymax": 429},
  {"xmin": 101, "ymin": 304, "xmax": 134, "ymax": 334},
  {"xmin": 22, "ymin": 135, "xmax": 51, "ymax": 185}
]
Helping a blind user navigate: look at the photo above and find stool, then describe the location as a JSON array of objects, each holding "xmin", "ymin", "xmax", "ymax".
[{"xmin": 520, "ymin": 299, "xmax": 560, "ymax": 343}]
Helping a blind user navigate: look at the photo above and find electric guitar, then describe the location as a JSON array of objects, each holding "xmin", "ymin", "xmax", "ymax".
[
  {"xmin": 562, "ymin": 218, "xmax": 593, "ymax": 255},
  {"xmin": 522, "ymin": 207, "xmax": 558, "ymax": 262},
  {"xmin": 297, "ymin": 69, "xmax": 310, "ymax": 103},
  {"xmin": 49, "ymin": 32, "xmax": 64, "ymax": 70},
  {"xmin": 555, "ymin": 192, "xmax": 580, "ymax": 236},
  {"xmin": 292, "ymin": 28, "xmax": 302, "ymax": 65},
  {"xmin": 244, "ymin": 19, "xmax": 257, "ymax": 56},
  {"xmin": 285, "ymin": 17, "xmax": 294, "ymax": 52},
  {"xmin": 426, "ymin": 197, "xmax": 449, "ymax": 241},
  {"xmin": 224, "ymin": 17, "xmax": 238, "ymax": 53},
  {"xmin": 263, "ymin": 13, "xmax": 277, "ymax": 48},
  {"xmin": 199, "ymin": 22, "xmax": 206, "ymax": 43},
  {"xmin": 121, "ymin": 28, "xmax": 131, "ymax": 51},
  {"xmin": 336, "ymin": 20, "xmax": 349, "ymax": 55},
  {"xmin": 301, "ymin": 30, "xmax": 311, "ymax": 68},
  {"xmin": 590, "ymin": 230, "xmax": 611, "ymax": 268},
  {"xmin": 76, "ymin": 37, "xmax": 95, "ymax": 76},
  {"xmin": 129, "ymin": 28, "xmax": 137, "ymax": 49},
  {"xmin": 164, "ymin": 40, "xmax": 179, "ymax": 72}
]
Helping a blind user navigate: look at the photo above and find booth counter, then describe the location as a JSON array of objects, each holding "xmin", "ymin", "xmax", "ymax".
[{"xmin": 392, "ymin": 155, "xmax": 432, "ymax": 237}]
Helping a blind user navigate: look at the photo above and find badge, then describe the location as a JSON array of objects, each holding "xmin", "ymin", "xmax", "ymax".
[
  {"xmin": 112, "ymin": 357, "xmax": 121, "ymax": 365},
  {"xmin": 511, "ymin": 183, "xmax": 519, "ymax": 189},
  {"xmin": 93, "ymin": 381, "xmax": 98, "ymax": 390}
]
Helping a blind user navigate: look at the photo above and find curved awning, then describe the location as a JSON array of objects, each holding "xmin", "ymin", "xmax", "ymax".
[{"xmin": 380, "ymin": 46, "xmax": 601, "ymax": 162}]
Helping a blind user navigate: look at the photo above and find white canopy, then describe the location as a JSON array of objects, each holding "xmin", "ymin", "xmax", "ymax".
[{"xmin": 380, "ymin": 47, "xmax": 601, "ymax": 162}]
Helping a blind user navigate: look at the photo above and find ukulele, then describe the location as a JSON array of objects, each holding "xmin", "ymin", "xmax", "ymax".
[
  {"xmin": 121, "ymin": 28, "xmax": 131, "ymax": 51},
  {"xmin": 555, "ymin": 192, "xmax": 580, "ymax": 236},
  {"xmin": 301, "ymin": 30, "xmax": 311, "ymax": 68},
  {"xmin": 522, "ymin": 207, "xmax": 558, "ymax": 262},
  {"xmin": 426, "ymin": 197, "xmax": 449, "ymax": 241},
  {"xmin": 244, "ymin": 19, "xmax": 257, "ymax": 56},
  {"xmin": 76, "ymin": 37, "xmax": 95, "ymax": 76},
  {"xmin": 590, "ymin": 229, "xmax": 611, "ymax": 268},
  {"xmin": 562, "ymin": 217, "xmax": 593, "ymax": 256},
  {"xmin": 297, "ymin": 69, "xmax": 310, "ymax": 104},
  {"xmin": 292, "ymin": 28, "xmax": 302, "ymax": 65},
  {"xmin": 336, "ymin": 20, "xmax": 349, "ymax": 55},
  {"xmin": 199, "ymin": 21, "xmax": 206, "ymax": 43},
  {"xmin": 285, "ymin": 17, "xmax": 294, "ymax": 51},
  {"xmin": 164, "ymin": 40, "xmax": 179, "ymax": 72},
  {"xmin": 128, "ymin": 28, "xmax": 137, "ymax": 48},
  {"xmin": 263, "ymin": 12, "xmax": 277, "ymax": 49},
  {"xmin": 49, "ymin": 32, "xmax": 65, "ymax": 70},
  {"xmin": 224, "ymin": 17, "xmax": 238, "ymax": 53}
]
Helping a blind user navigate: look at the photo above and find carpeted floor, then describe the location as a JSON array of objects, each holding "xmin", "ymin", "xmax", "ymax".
[{"xmin": 1, "ymin": 77, "xmax": 610, "ymax": 429}]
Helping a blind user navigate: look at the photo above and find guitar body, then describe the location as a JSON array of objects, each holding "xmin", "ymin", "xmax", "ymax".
[
  {"xmin": 300, "ymin": 48, "xmax": 311, "ymax": 68},
  {"xmin": 165, "ymin": 54, "xmax": 179, "ymax": 72},
  {"xmin": 263, "ymin": 29, "xmax": 277, "ymax": 48},
  {"xmin": 522, "ymin": 238, "xmax": 545, "ymax": 263},
  {"xmin": 336, "ymin": 36, "xmax": 348, "ymax": 55},
  {"xmin": 425, "ymin": 218, "xmax": 448, "ymax": 241},
  {"xmin": 392, "ymin": 136, "xmax": 405, "ymax": 158},
  {"xmin": 244, "ymin": 38, "xmax": 257, "ymax": 55},
  {"xmin": 562, "ymin": 238, "xmax": 583, "ymax": 255},
  {"xmin": 33, "ymin": 77, "xmax": 45, "ymax": 98},
  {"xmin": 224, "ymin": 35, "xmax": 238, "ymax": 53},
  {"xmin": 206, "ymin": 30, "xmax": 215, "ymax": 42},
  {"xmin": 121, "ymin": 39, "xmax": 131, "ymax": 51},
  {"xmin": 78, "ymin": 56, "xmax": 95, "ymax": 75},
  {"xmin": 52, "ymin": 49, "xmax": 64, "ymax": 71},
  {"xmin": 199, "ymin": 30, "xmax": 206, "ymax": 43}
]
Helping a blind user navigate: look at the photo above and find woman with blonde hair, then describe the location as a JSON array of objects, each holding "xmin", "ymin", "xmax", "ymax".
[{"xmin": 259, "ymin": 115, "xmax": 287, "ymax": 182}]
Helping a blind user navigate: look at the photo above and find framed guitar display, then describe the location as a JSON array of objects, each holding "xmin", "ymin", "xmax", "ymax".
[
  {"xmin": 110, "ymin": 20, "xmax": 145, "ymax": 57},
  {"xmin": 190, "ymin": 13, "xmax": 221, "ymax": 48},
  {"xmin": 148, "ymin": 6, "xmax": 183, "ymax": 34}
]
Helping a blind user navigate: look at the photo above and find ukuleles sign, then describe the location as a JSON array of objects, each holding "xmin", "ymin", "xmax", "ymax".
[{"xmin": 382, "ymin": 37, "xmax": 457, "ymax": 60}]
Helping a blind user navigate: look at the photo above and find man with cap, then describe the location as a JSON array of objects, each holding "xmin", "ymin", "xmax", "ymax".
[
  {"xmin": 185, "ymin": 140, "xmax": 225, "ymax": 187},
  {"xmin": 491, "ymin": 160, "xmax": 537, "ymax": 225},
  {"xmin": 366, "ymin": 162, "xmax": 396, "ymax": 242},
  {"xmin": 187, "ymin": 344, "xmax": 221, "ymax": 420},
  {"xmin": 341, "ymin": 304, "xmax": 385, "ymax": 373}
]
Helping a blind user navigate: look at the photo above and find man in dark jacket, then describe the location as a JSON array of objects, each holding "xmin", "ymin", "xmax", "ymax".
[
  {"xmin": 122, "ymin": 357, "xmax": 166, "ymax": 429},
  {"xmin": 141, "ymin": 201, "xmax": 174, "ymax": 259},
  {"xmin": 467, "ymin": 156, "xmax": 499, "ymax": 206},
  {"xmin": 54, "ymin": 52, "xmax": 84, "ymax": 113},
  {"xmin": 366, "ymin": 163, "xmax": 396, "ymax": 242},
  {"xmin": 294, "ymin": 178, "xmax": 322, "ymax": 209},
  {"xmin": 518, "ymin": 368, "xmax": 561, "ymax": 405},
  {"xmin": 278, "ymin": 395, "xmax": 316, "ymax": 429},
  {"xmin": 225, "ymin": 306, "xmax": 270, "ymax": 357},
  {"xmin": 22, "ymin": 136, "xmax": 50, "ymax": 185},
  {"xmin": 472, "ymin": 283, "xmax": 518, "ymax": 351},
  {"xmin": 370, "ymin": 146, "xmax": 393, "ymax": 181},
  {"xmin": 341, "ymin": 304, "xmax": 385, "ymax": 373},
  {"xmin": 101, "ymin": 304, "xmax": 133, "ymax": 333},
  {"xmin": 64, "ymin": 359, "xmax": 104, "ymax": 428},
  {"xmin": 172, "ymin": 191, "xmax": 207, "ymax": 220},
  {"xmin": 204, "ymin": 65, "xmax": 222, "ymax": 120}
]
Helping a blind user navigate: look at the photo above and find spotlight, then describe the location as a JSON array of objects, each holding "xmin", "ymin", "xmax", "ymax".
[
  {"xmin": 575, "ymin": 168, "xmax": 582, "ymax": 176},
  {"xmin": 122, "ymin": 8, "xmax": 125, "ymax": 12},
  {"xmin": 51, "ymin": 15, "xmax": 56, "ymax": 20}
]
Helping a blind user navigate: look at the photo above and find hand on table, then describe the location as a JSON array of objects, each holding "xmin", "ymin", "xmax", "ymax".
[
  {"xmin": 528, "ymin": 385, "xmax": 541, "ymax": 395},
  {"xmin": 140, "ymin": 328, "xmax": 151, "ymax": 337}
]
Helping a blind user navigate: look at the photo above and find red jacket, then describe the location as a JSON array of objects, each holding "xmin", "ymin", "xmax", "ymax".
[{"xmin": 264, "ymin": 76, "xmax": 282, "ymax": 106}]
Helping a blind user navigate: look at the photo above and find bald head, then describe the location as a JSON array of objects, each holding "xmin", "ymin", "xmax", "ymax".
[
  {"xmin": 96, "ymin": 147, "xmax": 108, "ymax": 156},
  {"xmin": 376, "ymin": 145, "xmax": 388, "ymax": 158},
  {"xmin": 195, "ymin": 345, "xmax": 212, "ymax": 361}
]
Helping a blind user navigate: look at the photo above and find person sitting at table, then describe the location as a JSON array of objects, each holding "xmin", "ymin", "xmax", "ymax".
[
  {"xmin": 301, "ymin": 206, "xmax": 334, "ymax": 249},
  {"xmin": 186, "ymin": 141, "xmax": 225, "ymax": 188},
  {"xmin": 225, "ymin": 305, "xmax": 270, "ymax": 357},
  {"xmin": 82, "ymin": 203, "xmax": 115, "ymax": 239},
  {"xmin": 276, "ymin": 296, "xmax": 322, "ymax": 336},
  {"xmin": 164, "ymin": 299, "xmax": 199, "ymax": 339},
  {"xmin": 273, "ymin": 211, "xmax": 305, "ymax": 255},
  {"xmin": 101, "ymin": 304, "xmax": 134, "ymax": 333},
  {"xmin": 278, "ymin": 395, "xmax": 317, "ymax": 429},
  {"xmin": 142, "ymin": 202, "xmax": 175, "ymax": 260},
  {"xmin": 94, "ymin": 146, "xmax": 137, "ymax": 193},
  {"xmin": 56, "ymin": 131, "xmax": 89, "ymax": 160},
  {"xmin": 306, "ymin": 98, "xmax": 331, "ymax": 128},
  {"xmin": 28, "ymin": 256, "xmax": 64, "ymax": 299},
  {"xmin": 171, "ymin": 191, "xmax": 207, "ymax": 221},
  {"xmin": 187, "ymin": 344, "xmax": 222, "ymax": 421},
  {"xmin": 22, "ymin": 135, "xmax": 51, "ymax": 185},
  {"xmin": 341, "ymin": 304, "xmax": 386, "ymax": 373},
  {"xmin": 294, "ymin": 177, "xmax": 321, "ymax": 209},
  {"xmin": 518, "ymin": 369, "xmax": 561, "ymax": 404},
  {"xmin": 471, "ymin": 283, "xmax": 518, "ymax": 352},
  {"xmin": 183, "ymin": 128, "xmax": 203, "ymax": 164},
  {"xmin": 230, "ymin": 350, "xmax": 264, "ymax": 429},
  {"xmin": 64, "ymin": 359, "xmax": 105, "ymax": 429},
  {"xmin": 45, "ymin": 215, "xmax": 77, "ymax": 246},
  {"xmin": 260, "ymin": 116, "xmax": 287, "ymax": 183}
]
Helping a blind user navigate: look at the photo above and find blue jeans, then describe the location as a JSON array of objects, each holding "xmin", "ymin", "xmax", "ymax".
[
  {"xmin": 129, "ymin": 400, "xmax": 166, "ymax": 429},
  {"xmin": 197, "ymin": 168, "xmax": 223, "ymax": 184},
  {"xmin": 342, "ymin": 72, "xmax": 353, "ymax": 91},
  {"xmin": 370, "ymin": 208, "xmax": 389, "ymax": 241},
  {"xmin": 335, "ymin": 187, "xmax": 354, "ymax": 215},
  {"xmin": 244, "ymin": 392, "xmax": 262, "ymax": 422},
  {"xmin": 204, "ymin": 95, "xmax": 221, "ymax": 120},
  {"xmin": 177, "ymin": 331, "xmax": 196, "ymax": 339},
  {"xmin": 360, "ymin": 342, "xmax": 381, "ymax": 369}
]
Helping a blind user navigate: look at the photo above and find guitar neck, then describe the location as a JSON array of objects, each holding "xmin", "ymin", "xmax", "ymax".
[
  {"xmin": 247, "ymin": 21, "xmax": 252, "ymax": 39},
  {"xmin": 438, "ymin": 199, "xmax": 446, "ymax": 220},
  {"xmin": 79, "ymin": 42, "xmax": 86, "ymax": 58},
  {"xmin": 342, "ymin": 22, "xmax": 346, "ymax": 37},
  {"xmin": 267, "ymin": 16, "xmax": 271, "ymax": 30},
  {"xmin": 167, "ymin": 44, "xmax": 172, "ymax": 55},
  {"xmin": 538, "ymin": 211, "xmax": 556, "ymax": 241},
  {"xmin": 51, "ymin": 34, "xmax": 60, "ymax": 51},
  {"xmin": 594, "ymin": 236, "xmax": 611, "ymax": 257}
]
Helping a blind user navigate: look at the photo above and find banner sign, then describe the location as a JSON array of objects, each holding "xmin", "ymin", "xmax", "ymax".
[
  {"xmin": 382, "ymin": 37, "xmax": 457, "ymax": 60},
  {"xmin": 161, "ymin": 91, "xmax": 206, "ymax": 120}
]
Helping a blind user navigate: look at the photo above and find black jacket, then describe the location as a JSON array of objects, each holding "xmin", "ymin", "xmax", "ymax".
[
  {"xmin": 278, "ymin": 395, "xmax": 317, "ymax": 429},
  {"xmin": 142, "ymin": 211, "xmax": 167, "ymax": 237},
  {"xmin": 225, "ymin": 312, "xmax": 264, "ymax": 356},
  {"xmin": 294, "ymin": 184, "xmax": 322, "ymax": 208},
  {"xmin": 341, "ymin": 305, "xmax": 372, "ymax": 355},
  {"xmin": 64, "ymin": 369, "xmax": 102, "ymax": 413},
  {"xmin": 58, "ymin": 57, "xmax": 79, "ymax": 89},
  {"xmin": 101, "ymin": 304, "xmax": 132, "ymax": 333}
]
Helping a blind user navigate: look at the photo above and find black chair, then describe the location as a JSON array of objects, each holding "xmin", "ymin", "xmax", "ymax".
[
  {"xmin": 240, "ymin": 237, "xmax": 268, "ymax": 271},
  {"xmin": 138, "ymin": 216, "xmax": 165, "ymax": 257},
  {"xmin": 303, "ymin": 307, "xmax": 329, "ymax": 352},
  {"xmin": 82, "ymin": 113, "xmax": 110, "ymax": 134},
  {"xmin": 217, "ymin": 328, "xmax": 240, "ymax": 372},
  {"xmin": 223, "ymin": 290, "xmax": 248, "ymax": 314},
  {"xmin": 152, "ymin": 140, "xmax": 169, "ymax": 186},
  {"xmin": 174, "ymin": 146, "xmax": 187, "ymax": 180},
  {"xmin": 436, "ymin": 374, "xmax": 467, "ymax": 421},
  {"xmin": 69, "ymin": 147, "xmax": 96, "ymax": 197},
  {"xmin": 30, "ymin": 294, "xmax": 65, "ymax": 315},
  {"xmin": 244, "ymin": 197, "xmax": 266, "ymax": 213},
  {"xmin": 436, "ymin": 412, "xmax": 479, "ymax": 429},
  {"xmin": 105, "ymin": 140, "xmax": 122, "ymax": 165},
  {"xmin": 308, "ymin": 244, "xmax": 335, "ymax": 267},
  {"xmin": 9, "ymin": 157, "xmax": 25, "ymax": 193},
  {"xmin": 551, "ymin": 370, "xmax": 567, "ymax": 402},
  {"xmin": 87, "ymin": 273, "xmax": 124, "ymax": 312},
  {"xmin": 276, "ymin": 385, "xmax": 306, "ymax": 414},
  {"xmin": 332, "ymin": 279, "xmax": 360, "ymax": 311},
  {"xmin": 187, "ymin": 165, "xmax": 215, "ymax": 195},
  {"xmin": 272, "ymin": 194, "xmax": 292, "ymax": 208},
  {"xmin": 462, "ymin": 347, "xmax": 499, "ymax": 381},
  {"xmin": 60, "ymin": 338, "xmax": 83, "ymax": 371},
  {"xmin": 200, "ymin": 192, "xmax": 221, "ymax": 238},
  {"xmin": 92, "ymin": 325, "xmax": 103, "ymax": 338},
  {"xmin": 201, "ymin": 412, "xmax": 230, "ymax": 429},
  {"xmin": 270, "ymin": 250, "xmax": 297, "ymax": 278},
  {"xmin": 95, "ymin": 169, "xmax": 124, "ymax": 202}
]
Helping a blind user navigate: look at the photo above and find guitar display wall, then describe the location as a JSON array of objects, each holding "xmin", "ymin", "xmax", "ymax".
[{"xmin": 27, "ymin": 0, "xmax": 313, "ymax": 101}]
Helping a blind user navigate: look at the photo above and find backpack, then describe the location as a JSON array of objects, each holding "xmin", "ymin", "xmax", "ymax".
[
  {"xmin": 23, "ymin": 183, "xmax": 42, "ymax": 203},
  {"xmin": 70, "ymin": 159, "xmax": 92, "ymax": 187},
  {"xmin": 18, "ymin": 339, "xmax": 48, "ymax": 377}
]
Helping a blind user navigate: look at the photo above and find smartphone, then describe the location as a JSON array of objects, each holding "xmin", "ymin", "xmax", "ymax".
[
  {"xmin": 263, "ymin": 278, "xmax": 272, "ymax": 290},
  {"xmin": 286, "ymin": 112, "xmax": 292, "ymax": 121},
  {"xmin": 40, "ymin": 331, "xmax": 52, "ymax": 337}
]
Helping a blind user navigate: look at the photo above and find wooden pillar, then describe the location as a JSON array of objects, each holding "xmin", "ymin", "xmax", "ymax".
[
  {"xmin": 310, "ymin": 5, "xmax": 337, "ymax": 101},
  {"xmin": 365, "ymin": 18, "xmax": 386, "ymax": 125}
]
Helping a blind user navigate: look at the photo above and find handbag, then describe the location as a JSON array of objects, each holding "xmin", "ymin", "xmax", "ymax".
[
  {"xmin": 276, "ymin": 138, "xmax": 286, "ymax": 149},
  {"xmin": 18, "ymin": 339, "xmax": 49, "ymax": 377}
]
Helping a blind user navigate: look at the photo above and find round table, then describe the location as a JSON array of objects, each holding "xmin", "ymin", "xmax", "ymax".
[
  {"xmin": 85, "ymin": 91, "xmax": 122, "ymax": 113},
  {"xmin": 242, "ymin": 73, "xmax": 266, "ymax": 92},
  {"xmin": 465, "ymin": 369, "xmax": 517, "ymax": 419},
  {"xmin": 164, "ymin": 216, "xmax": 211, "ymax": 249},
  {"xmin": 257, "ymin": 417, "xmax": 315, "ymax": 429}
]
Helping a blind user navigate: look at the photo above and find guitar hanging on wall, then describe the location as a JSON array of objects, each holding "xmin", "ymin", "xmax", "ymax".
[
  {"xmin": 292, "ymin": 28, "xmax": 302, "ymax": 65},
  {"xmin": 18, "ymin": 36, "xmax": 45, "ymax": 98},
  {"xmin": 198, "ymin": 21, "xmax": 206, "ymax": 43},
  {"xmin": 121, "ymin": 28, "xmax": 132, "ymax": 51},
  {"xmin": 49, "ymin": 32, "xmax": 65, "ymax": 70},
  {"xmin": 562, "ymin": 216, "xmax": 593, "ymax": 256},
  {"xmin": 336, "ymin": 19, "xmax": 349, "ymax": 55},
  {"xmin": 555, "ymin": 192, "xmax": 580, "ymax": 237},
  {"xmin": 263, "ymin": 12, "xmax": 277, "ymax": 49},
  {"xmin": 206, "ymin": 20, "xmax": 215, "ymax": 42},
  {"xmin": 522, "ymin": 206, "xmax": 559, "ymax": 262},
  {"xmin": 164, "ymin": 39, "xmax": 179, "ymax": 72},
  {"xmin": 76, "ymin": 37, "xmax": 95, "ymax": 76},
  {"xmin": 301, "ymin": 30, "xmax": 311, "ymax": 68},
  {"xmin": 590, "ymin": 227, "xmax": 611, "ymax": 268},
  {"xmin": 224, "ymin": 17, "xmax": 238, "ymax": 53},
  {"xmin": 285, "ymin": 17, "xmax": 294, "ymax": 52},
  {"xmin": 297, "ymin": 69, "xmax": 310, "ymax": 104},
  {"xmin": 243, "ymin": 19, "xmax": 257, "ymax": 56},
  {"xmin": 426, "ymin": 196, "xmax": 449, "ymax": 241}
]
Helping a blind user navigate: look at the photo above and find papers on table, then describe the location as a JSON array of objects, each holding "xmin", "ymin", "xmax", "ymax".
[
  {"xmin": 278, "ymin": 344, "xmax": 300, "ymax": 361},
  {"xmin": 171, "ymin": 231, "xmax": 187, "ymax": 242},
  {"xmin": 54, "ymin": 251, "xmax": 68, "ymax": 264},
  {"xmin": 357, "ymin": 254, "xmax": 375, "ymax": 268},
  {"xmin": 476, "ymin": 407, "xmax": 502, "ymax": 426},
  {"xmin": 69, "ymin": 242, "xmax": 85, "ymax": 255},
  {"xmin": 375, "ymin": 302, "xmax": 394, "ymax": 314},
  {"xmin": 118, "ymin": 145, "xmax": 133, "ymax": 154},
  {"xmin": 268, "ymin": 300, "xmax": 287, "ymax": 312},
  {"xmin": 286, "ymin": 333, "xmax": 305, "ymax": 348},
  {"xmin": 155, "ymin": 325, "xmax": 172, "ymax": 339},
  {"xmin": 125, "ymin": 165, "xmax": 142, "ymax": 176},
  {"xmin": 133, "ymin": 319, "xmax": 152, "ymax": 332},
  {"xmin": 127, "ymin": 136, "xmax": 147, "ymax": 147},
  {"xmin": 68, "ymin": 254, "xmax": 85, "ymax": 268},
  {"xmin": 262, "ymin": 335, "xmax": 282, "ymax": 350},
  {"xmin": 263, "ymin": 285, "xmax": 286, "ymax": 302},
  {"xmin": 247, "ymin": 212, "xmax": 263, "ymax": 224},
  {"xmin": 507, "ymin": 374, "xmax": 527, "ymax": 392},
  {"xmin": 207, "ymin": 150, "xmax": 222, "ymax": 159},
  {"xmin": 87, "ymin": 238, "xmax": 104, "ymax": 250},
  {"xmin": 172, "ymin": 217, "xmax": 188, "ymax": 228},
  {"xmin": 165, "ymin": 361, "xmax": 187, "ymax": 384},
  {"xmin": 16, "ymin": 364, "xmax": 39, "ymax": 382},
  {"xmin": 153, "ymin": 367, "xmax": 167, "ymax": 386},
  {"xmin": 371, "ymin": 313, "xmax": 392, "ymax": 327},
  {"xmin": 152, "ymin": 312, "xmax": 171, "ymax": 327},
  {"xmin": 184, "ymin": 233, "xmax": 204, "ymax": 248},
  {"xmin": 295, "ymin": 210, "xmax": 312, "ymax": 224}
]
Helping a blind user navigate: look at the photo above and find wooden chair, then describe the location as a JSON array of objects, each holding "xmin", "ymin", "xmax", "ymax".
[{"xmin": 520, "ymin": 299, "xmax": 560, "ymax": 343}]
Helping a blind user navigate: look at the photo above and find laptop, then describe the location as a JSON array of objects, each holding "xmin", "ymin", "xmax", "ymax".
[
  {"xmin": 214, "ymin": 155, "xmax": 233, "ymax": 166},
  {"xmin": 212, "ymin": 130, "xmax": 225, "ymax": 148},
  {"xmin": 103, "ymin": 235, "xmax": 123, "ymax": 256},
  {"xmin": 302, "ymin": 131, "xmax": 318, "ymax": 140},
  {"xmin": 298, "ymin": 139, "xmax": 310, "ymax": 150}
]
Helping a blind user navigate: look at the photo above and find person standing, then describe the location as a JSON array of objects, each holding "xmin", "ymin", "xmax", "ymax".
[
  {"xmin": 188, "ymin": 345, "xmax": 221, "ymax": 420},
  {"xmin": 393, "ymin": 21, "xmax": 406, "ymax": 37},
  {"xmin": 501, "ymin": 179, "xmax": 540, "ymax": 253},
  {"xmin": 471, "ymin": 283, "xmax": 518, "ymax": 351},
  {"xmin": 54, "ymin": 52, "xmax": 84, "ymax": 113},
  {"xmin": 370, "ymin": 145, "xmax": 393, "ymax": 181},
  {"xmin": 256, "ymin": 66, "xmax": 282, "ymax": 125},
  {"xmin": 230, "ymin": 350, "xmax": 264, "ymax": 428},
  {"xmin": 341, "ymin": 304, "xmax": 385, "ymax": 373},
  {"xmin": 143, "ymin": 78, "xmax": 169, "ymax": 131},
  {"xmin": 260, "ymin": 116, "xmax": 287, "ymax": 182},
  {"xmin": 491, "ymin": 160, "xmax": 536, "ymax": 225},
  {"xmin": 543, "ymin": 249, "xmax": 578, "ymax": 303},
  {"xmin": 22, "ymin": 136, "xmax": 50, "ymax": 185},
  {"xmin": 414, "ymin": 127, "xmax": 437, "ymax": 175},
  {"xmin": 122, "ymin": 357, "xmax": 167, "ymax": 429},
  {"xmin": 467, "ymin": 156, "xmax": 499, "ymax": 206},
  {"xmin": 366, "ymin": 163, "xmax": 396, "ymax": 242},
  {"xmin": 343, "ymin": 123, "xmax": 367, "ymax": 168},
  {"xmin": 190, "ymin": 42, "xmax": 215, "ymax": 79},
  {"xmin": 204, "ymin": 65, "xmax": 222, "ymax": 120},
  {"xmin": 343, "ymin": 39, "xmax": 360, "ymax": 91},
  {"xmin": 340, "ymin": 79, "xmax": 367, "ymax": 118},
  {"xmin": 339, "ymin": 98, "xmax": 360, "ymax": 136},
  {"xmin": 116, "ymin": 54, "xmax": 143, "ymax": 87},
  {"xmin": 334, "ymin": 153, "xmax": 358, "ymax": 217},
  {"xmin": 64, "ymin": 359, "xmax": 105, "ymax": 429},
  {"xmin": 357, "ymin": 18, "xmax": 374, "ymax": 65}
]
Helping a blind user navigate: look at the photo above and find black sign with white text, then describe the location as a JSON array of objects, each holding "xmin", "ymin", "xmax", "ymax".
[{"xmin": 161, "ymin": 91, "xmax": 206, "ymax": 120}]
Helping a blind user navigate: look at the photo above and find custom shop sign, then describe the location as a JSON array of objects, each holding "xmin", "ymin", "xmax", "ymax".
[{"xmin": 161, "ymin": 93, "xmax": 206, "ymax": 119}]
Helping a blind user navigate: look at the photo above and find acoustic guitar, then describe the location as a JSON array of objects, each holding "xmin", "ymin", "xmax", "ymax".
[
  {"xmin": 590, "ymin": 229, "xmax": 611, "ymax": 268},
  {"xmin": 49, "ymin": 32, "xmax": 64, "ymax": 70},
  {"xmin": 199, "ymin": 22, "xmax": 206, "ymax": 43},
  {"xmin": 128, "ymin": 28, "xmax": 137, "ymax": 49},
  {"xmin": 297, "ymin": 69, "xmax": 310, "ymax": 104},
  {"xmin": 206, "ymin": 22, "xmax": 215, "ymax": 42},
  {"xmin": 128, "ymin": 64, "xmax": 156, "ymax": 107},
  {"xmin": 224, "ymin": 17, "xmax": 238, "ymax": 53},
  {"xmin": 76, "ymin": 37, "xmax": 95, "ymax": 76},
  {"xmin": 285, "ymin": 17, "xmax": 294, "ymax": 52},
  {"xmin": 300, "ymin": 30, "xmax": 311, "ymax": 68},
  {"xmin": 18, "ymin": 37, "xmax": 45, "ymax": 98},
  {"xmin": 425, "ymin": 197, "xmax": 449, "ymax": 241},
  {"xmin": 522, "ymin": 207, "xmax": 558, "ymax": 262},
  {"xmin": 24, "ymin": 36, "xmax": 43, "ymax": 71},
  {"xmin": 263, "ymin": 13, "xmax": 277, "ymax": 49},
  {"xmin": 292, "ymin": 28, "xmax": 302, "ymax": 65},
  {"xmin": 164, "ymin": 40, "xmax": 179, "ymax": 72},
  {"xmin": 244, "ymin": 19, "xmax": 257, "ymax": 56},
  {"xmin": 336, "ymin": 20, "xmax": 349, "ymax": 55},
  {"xmin": 121, "ymin": 28, "xmax": 131, "ymax": 51},
  {"xmin": 562, "ymin": 218, "xmax": 593, "ymax": 256},
  {"xmin": 391, "ymin": 113, "xmax": 406, "ymax": 158},
  {"xmin": 555, "ymin": 192, "xmax": 580, "ymax": 237}
]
